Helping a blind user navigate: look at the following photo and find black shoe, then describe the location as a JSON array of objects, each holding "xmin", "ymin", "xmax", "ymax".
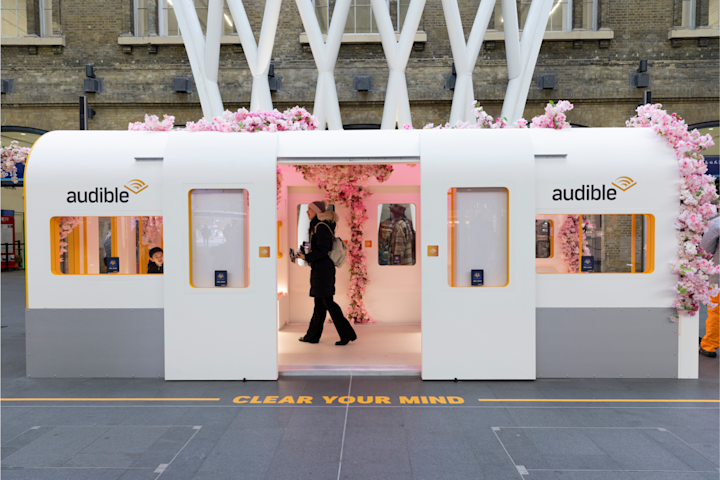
[
  {"xmin": 299, "ymin": 336, "xmax": 318, "ymax": 344},
  {"xmin": 699, "ymin": 346, "xmax": 717, "ymax": 358},
  {"xmin": 335, "ymin": 336, "xmax": 356, "ymax": 346}
]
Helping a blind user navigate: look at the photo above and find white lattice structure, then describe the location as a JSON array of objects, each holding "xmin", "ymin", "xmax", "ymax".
[{"xmin": 173, "ymin": 0, "xmax": 553, "ymax": 127}]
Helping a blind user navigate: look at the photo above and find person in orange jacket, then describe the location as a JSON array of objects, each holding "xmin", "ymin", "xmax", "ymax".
[{"xmin": 700, "ymin": 216, "xmax": 719, "ymax": 358}]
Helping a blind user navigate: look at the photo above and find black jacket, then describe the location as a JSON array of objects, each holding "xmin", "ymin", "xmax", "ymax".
[
  {"xmin": 147, "ymin": 261, "xmax": 163, "ymax": 274},
  {"xmin": 304, "ymin": 211, "xmax": 339, "ymax": 298}
]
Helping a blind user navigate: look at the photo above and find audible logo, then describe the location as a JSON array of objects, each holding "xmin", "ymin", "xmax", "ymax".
[
  {"xmin": 67, "ymin": 180, "xmax": 147, "ymax": 203},
  {"xmin": 552, "ymin": 177, "xmax": 636, "ymax": 202},
  {"xmin": 611, "ymin": 176, "xmax": 637, "ymax": 191},
  {"xmin": 125, "ymin": 179, "xmax": 148, "ymax": 194}
]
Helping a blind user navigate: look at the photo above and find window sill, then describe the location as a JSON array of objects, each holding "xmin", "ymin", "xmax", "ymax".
[
  {"xmin": 118, "ymin": 35, "xmax": 241, "ymax": 45},
  {"xmin": 0, "ymin": 36, "xmax": 66, "ymax": 46},
  {"xmin": 484, "ymin": 28, "xmax": 614, "ymax": 42},
  {"xmin": 667, "ymin": 27, "xmax": 720, "ymax": 39},
  {"xmin": 299, "ymin": 31, "xmax": 427, "ymax": 44}
]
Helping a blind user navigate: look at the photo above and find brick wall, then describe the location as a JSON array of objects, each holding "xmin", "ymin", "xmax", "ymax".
[{"xmin": 1, "ymin": 0, "xmax": 718, "ymax": 131}]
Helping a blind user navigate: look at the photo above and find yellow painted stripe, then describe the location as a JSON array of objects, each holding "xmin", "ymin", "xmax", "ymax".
[
  {"xmin": 478, "ymin": 398, "xmax": 720, "ymax": 403},
  {"xmin": 1, "ymin": 398, "xmax": 220, "ymax": 402}
]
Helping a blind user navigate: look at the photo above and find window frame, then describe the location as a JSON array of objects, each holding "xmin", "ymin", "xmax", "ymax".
[
  {"xmin": 1, "ymin": 0, "xmax": 27, "ymax": 38},
  {"xmin": 313, "ymin": 0, "xmax": 329, "ymax": 34},
  {"xmin": 535, "ymin": 214, "xmax": 655, "ymax": 275},
  {"xmin": 157, "ymin": 0, "xmax": 235, "ymax": 37},
  {"xmin": 448, "ymin": 187, "xmax": 509, "ymax": 288},
  {"xmin": 50, "ymin": 216, "xmax": 164, "ymax": 276},
  {"xmin": 39, "ymin": 0, "xmax": 52, "ymax": 37},
  {"xmin": 345, "ymin": 0, "xmax": 388, "ymax": 35},
  {"xmin": 377, "ymin": 203, "xmax": 417, "ymax": 266}
]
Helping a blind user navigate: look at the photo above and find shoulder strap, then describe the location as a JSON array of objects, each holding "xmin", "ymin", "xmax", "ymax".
[{"xmin": 314, "ymin": 221, "xmax": 335, "ymax": 239}]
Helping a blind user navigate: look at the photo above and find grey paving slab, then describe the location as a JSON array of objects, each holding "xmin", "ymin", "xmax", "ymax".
[
  {"xmin": 117, "ymin": 470, "xmax": 161, "ymax": 480},
  {"xmin": 0, "ymin": 468, "xmax": 127, "ymax": 480},
  {"xmin": 341, "ymin": 428, "xmax": 413, "ymax": 477},
  {"xmin": 130, "ymin": 426, "xmax": 198, "ymax": 468},
  {"xmin": 2, "ymin": 426, "xmax": 110, "ymax": 468},
  {"xmin": 263, "ymin": 460, "xmax": 339, "ymax": 480}
]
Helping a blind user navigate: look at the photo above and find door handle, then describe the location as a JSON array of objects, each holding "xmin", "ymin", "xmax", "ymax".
[{"xmin": 277, "ymin": 221, "xmax": 283, "ymax": 259}]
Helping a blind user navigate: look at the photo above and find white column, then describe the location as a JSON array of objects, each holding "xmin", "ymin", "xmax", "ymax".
[
  {"xmin": 173, "ymin": 0, "xmax": 225, "ymax": 118},
  {"xmin": 295, "ymin": 0, "xmax": 351, "ymax": 130},
  {"xmin": 442, "ymin": 0, "xmax": 495, "ymax": 123},
  {"xmin": 372, "ymin": 0, "xmax": 425, "ymax": 129},
  {"xmin": 227, "ymin": 0, "xmax": 282, "ymax": 112},
  {"xmin": 500, "ymin": 0, "xmax": 554, "ymax": 123}
]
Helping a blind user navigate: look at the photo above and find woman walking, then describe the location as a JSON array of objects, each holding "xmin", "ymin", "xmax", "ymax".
[{"xmin": 297, "ymin": 201, "xmax": 357, "ymax": 345}]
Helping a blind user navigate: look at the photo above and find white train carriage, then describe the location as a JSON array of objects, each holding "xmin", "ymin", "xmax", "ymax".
[{"xmin": 24, "ymin": 127, "xmax": 695, "ymax": 380}]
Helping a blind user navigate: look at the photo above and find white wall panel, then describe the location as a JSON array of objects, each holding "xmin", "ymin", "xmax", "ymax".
[
  {"xmin": 163, "ymin": 132, "xmax": 277, "ymax": 380},
  {"xmin": 24, "ymin": 131, "xmax": 168, "ymax": 309},
  {"xmin": 420, "ymin": 129, "xmax": 536, "ymax": 380}
]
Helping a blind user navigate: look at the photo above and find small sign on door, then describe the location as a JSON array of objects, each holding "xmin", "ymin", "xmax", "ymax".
[
  {"xmin": 259, "ymin": 247, "xmax": 270, "ymax": 258},
  {"xmin": 427, "ymin": 246, "xmax": 438, "ymax": 257}
]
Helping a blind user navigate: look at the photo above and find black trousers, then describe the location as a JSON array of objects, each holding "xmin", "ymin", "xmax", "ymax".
[{"xmin": 304, "ymin": 296, "xmax": 356, "ymax": 343}]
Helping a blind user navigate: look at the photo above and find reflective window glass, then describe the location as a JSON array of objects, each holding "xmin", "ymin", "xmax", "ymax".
[
  {"xmin": 448, "ymin": 188, "xmax": 508, "ymax": 287},
  {"xmin": 51, "ymin": 216, "xmax": 163, "ymax": 275},
  {"xmin": 190, "ymin": 189, "xmax": 249, "ymax": 287},
  {"xmin": 535, "ymin": 214, "xmax": 654, "ymax": 274},
  {"xmin": 378, "ymin": 203, "xmax": 416, "ymax": 266}
]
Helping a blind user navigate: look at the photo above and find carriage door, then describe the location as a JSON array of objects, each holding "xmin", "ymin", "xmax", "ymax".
[
  {"xmin": 163, "ymin": 132, "xmax": 278, "ymax": 380},
  {"xmin": 420, "ymin": 129, "xmax": 536, "ymax": 380}
]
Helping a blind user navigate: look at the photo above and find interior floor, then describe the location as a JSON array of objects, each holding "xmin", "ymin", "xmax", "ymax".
[{"xmin": 278, "ymin": 324, "xmax": 421, "ymax": 372}]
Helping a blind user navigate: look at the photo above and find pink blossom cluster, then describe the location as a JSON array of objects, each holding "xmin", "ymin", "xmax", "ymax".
[
  {"xmin": 530, "ymin": 100, "xmax": 573, "ymax": 129},
  {"xmin": 296, "ymin": 164, "xmax": 394, "ymax": 323},
  {"xmin": 419, "ymin": 100, "xmax": 570, "ymax": 130},
  {"xmin": 140, "ymin": 216, "xmax": 163, "ymax": 245},
  {"xmin": 128, "ymin": 114, "xmax": 176, "ymax": 131},
  {"xmin": 57, "ymin": 217, "xmax": 81, "ymax": 255},
  {"xmin": 1, "ymin": 140, "xmax": 30, "ymax": 184},
  {"xmin": 276, "ymin": 167, "xmax": 284, "ymax": 206},
  {"xmin": 558, "ymin": 215, "xmax": 591, "ymax": 272},
  {"xmin": 185, "ymin": 107, "xmax": 318, "ymax": 133},
  {"xmin": 627, "ymin": 103, "xmax": 719, "ymax": 315}
]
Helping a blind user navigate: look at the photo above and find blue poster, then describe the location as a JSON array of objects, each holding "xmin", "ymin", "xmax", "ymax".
[
  {"xmin": 581, "ymin": 256, "xmax": 594, "ymax": 272},
  {"xmin": 106, "ymin": 257, "xmax": 119, "ymax": 273},
  {"xmin": 393, "ymin": 254, "xmax": 401, "ymax": 265},
  {"xmin": 215, "ymin": 270, "xmax": 228, "ymax": 287},
  {"xmin": 471, "ymin": 269, "xmax": 484, "ymax": 286}
]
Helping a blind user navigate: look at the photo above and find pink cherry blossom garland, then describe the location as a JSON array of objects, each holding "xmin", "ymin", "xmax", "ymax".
[
  {"xmin": 558, "ymin": 215, "xmax": 592, "ymax": 272},
  {"xmin": 627, "ymin": 104, "xmax": 719, "ymax": 315},
  {"xmin": 57, "ymin": 217, "xmax": 81, "ymax": 255},
  {"xmin": 1, "ymin": 140, "xmax": 30, "ymax": 184},
  {"xmin": 140, "ymin": 216, "xmax": 163, "ymax": 245},
  {"xmin": 417, "ymin": 100, "xmax": 572, "ymax": 130},
  {"xmin": 295, "ymin": 164, "xmax": 394, "ymax": 324}
]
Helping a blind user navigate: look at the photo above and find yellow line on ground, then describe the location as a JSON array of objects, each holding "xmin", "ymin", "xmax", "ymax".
[
  {"xmin": 478, "ymin": 398, "xmax": 720, "ymax": 403},
  {"xmin": 1, "ymin": 398, "xmax": 221, "ymax": 402}
]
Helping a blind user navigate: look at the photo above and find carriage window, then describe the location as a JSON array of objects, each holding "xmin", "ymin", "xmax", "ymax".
[
  {"xmin": 448, "ymin": 188, "xmax": 508, "ymax": 287},
  {"xmin": 190, "ymin": 189, "xmax": 249, "ymax": 288},
  {"xmin": 535, "ymin": 214, "xmax": 655, "ymax": 274},
  {"xmin": 50, "ymin": 216, "xmax": 163, "ymax": 275},
  {"xmin": 378, "ymin": 204, "xmax": 416, "ymax": 266},
  {"xmin": 535, "ymin": 218, "xmax": 553, "ymax": 259}
]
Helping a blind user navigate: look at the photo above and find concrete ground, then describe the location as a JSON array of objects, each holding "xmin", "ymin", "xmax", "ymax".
[{"xmin": 2, "ymin": 270, "xmax": 718, "ymax": 480}]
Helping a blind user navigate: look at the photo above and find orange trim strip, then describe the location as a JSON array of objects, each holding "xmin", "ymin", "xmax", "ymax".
[
  {"xmin": 450, "ymin": 189, "xmax": 455, "ymax": 287},
  {"xmin": 631, "ymin": 214, "xmax": 636, "ymax": 273},
  {"xmin": 578, "ymin": 214, "xmax": 583, "ymax": 273},
  {"xmin": 82, "ymin": 217, "xmax": 88, "ymax": 274}
]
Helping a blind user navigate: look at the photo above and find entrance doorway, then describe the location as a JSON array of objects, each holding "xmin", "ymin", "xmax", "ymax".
[{"xmin": 277, "ymin": 165, "xmax": 421, "ymax": 374}]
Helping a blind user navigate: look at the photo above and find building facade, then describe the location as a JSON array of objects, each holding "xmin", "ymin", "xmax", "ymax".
[{"xmin": 1, "ymin": 0, "xmax": 718, "ymax": 132}]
